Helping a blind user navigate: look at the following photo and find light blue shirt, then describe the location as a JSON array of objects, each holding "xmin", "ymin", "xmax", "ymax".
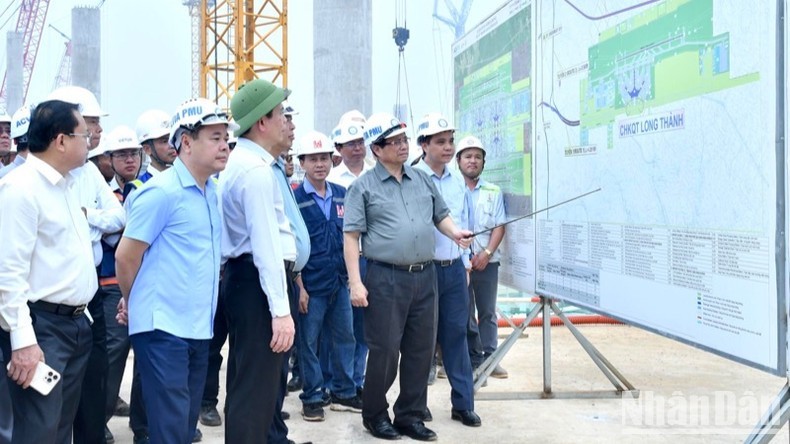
[
  {"xmin": 303, "ymin": 179, "xmax": 333, "ymax": 220},
  {"xmin": 0, "ymin": 154, "xmax": 26, "ymax": 180},
  {"xmin": 414, "ymin": 160, "xmax": 471, "ymax": 266},
  {"xmin": 469, "ymin": 178, "xmax": 507, "ymax": 263},
  {"xmin": 272, "ymin": 159, "xmax": 311, "ymax": 271},
  {"xmin": 124, "ymin": 158, "xmax": 221, "ymax": 339}
]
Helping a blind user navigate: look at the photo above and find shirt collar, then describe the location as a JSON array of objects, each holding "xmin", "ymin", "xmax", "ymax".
[
  {"xmin": 27, "ymin": 153, "xmax": 68, "ymax": 186},
  {"xmin": 147, "ymin": 165, "xmax": 163, "ymax": 176},
  {"xmin": 235, "ymin": 137, "xmax": 276, "ymax": 165},
  {"xmin": 303, "ymin": 178, "xmax": 333, "ymax": 198},
  {"xmin": 13, "ymin": 155, "xmax": 26, "ymax": 167},
  {"xmin": 415, "ymin": 158, "xmax": 451, "ymax": 179},
  {"xmin": 172, "ymin": 157, "xmax": 200, "ymax": 190},
  {"xmin": 109, "ymin": 176, "xmax": 120, "ymax": 191}
]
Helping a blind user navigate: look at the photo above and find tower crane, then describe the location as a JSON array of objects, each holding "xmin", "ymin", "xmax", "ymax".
[{"xmin": 49, "ymin": 24, "xmax": 72, "ymax": 90}]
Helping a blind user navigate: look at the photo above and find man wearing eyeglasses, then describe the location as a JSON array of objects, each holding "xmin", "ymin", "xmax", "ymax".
[
  {"xmin": 0, "ymin": 100, "xmax": 98, "ymax": 443},
  {"xmin": 343, "ymin": 112, "xmax": 473, "ymax": 442},
  {"xmin": 0, "ymin": 113, "xmax": 12, "ymax": 166}
]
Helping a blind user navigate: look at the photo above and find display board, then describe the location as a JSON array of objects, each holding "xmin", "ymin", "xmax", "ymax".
[{"xmin": 455, "ymin": 0, "xmax": 786, "ymax": 375}]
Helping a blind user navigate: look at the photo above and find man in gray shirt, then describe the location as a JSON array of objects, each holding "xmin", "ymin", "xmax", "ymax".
[{"xmin": 343, "ymin": 112, "xmax": 472, "ymax": 442}]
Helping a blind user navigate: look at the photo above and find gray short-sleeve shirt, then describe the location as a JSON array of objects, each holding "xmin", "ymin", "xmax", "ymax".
[{"xmin": 344, "ymin": 162, "xmax": 450, "ymax": 265}]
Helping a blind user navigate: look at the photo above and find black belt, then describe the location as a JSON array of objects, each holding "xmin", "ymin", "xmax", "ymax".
[
  {"xmin": 368, "ymin": 260, "xmax": 433, "ymax": 273},
  {"xmin": 433, "ymin": 258, "xmax": 459, "ymax": 267},
  {"xmin": 29, "ymin": 300, "xmax": 87, "ymax": 318},
  {"xmin": 234, "ymin": 253, "xmax": 297, "ymax": 278}
]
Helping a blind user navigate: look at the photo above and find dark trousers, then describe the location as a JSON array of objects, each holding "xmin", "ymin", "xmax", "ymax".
[
  {"xmin": 224, "ymin": 258, "xmax": 285, "ymax": 444},
  {"xmin": 130, "ymin": 330, "xmax": 209, "ymax": 444},
  {"xmin": 0, "ymin": 309, "xmax": 92, "ymax": 444},
  {"xmin": 436, "ymin": 260, "xmax": 475, "ymax": 410},
  {"xmin": 129, "ymin": 360, "xmax": 148, "ymax": 436},
  {"xmin": 73, "ymin": 291, "xmax": 108, "ymax": 443},
  {"xmin": 102, "ymin": 284, "xmax": 131, "ymax": 422},
  {"xmin": 202, "ymin": 280, "xmax": 228, "ymax": 409},
  {"xmin": 468, "ymin": 263, "xmax": 500, "ymax": 355},
  {"xmin": 268, "ymin": 268, "xmax": 299, "ymax": 444},
  {"xmin": 362, "ymin": 262, "xmax": 437, "ymax": 427},
  {"xmin": 0, "ymin": 342, "xmax": 12, "ymax": 443}
]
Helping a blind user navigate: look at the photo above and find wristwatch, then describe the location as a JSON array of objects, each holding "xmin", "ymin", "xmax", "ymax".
[{"xmin": 484, "ymin": 248, "xmax": 493, "ymax": 257}]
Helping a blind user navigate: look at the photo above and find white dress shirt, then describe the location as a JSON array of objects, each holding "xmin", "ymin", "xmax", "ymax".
[
  {"xmin": 0, "ymin": 154, "xmax": 98, "ymax": 350},
  {"xmin": 218, "ymin": 137, "xmax": 293, "ymax": 318},
  {"xmin": 326, "ymin": 161, "xmax": 371, "ymax": 189},
  {"xmin": 72, "ymin": 161, "xmax": 125, "ymax": 266}
]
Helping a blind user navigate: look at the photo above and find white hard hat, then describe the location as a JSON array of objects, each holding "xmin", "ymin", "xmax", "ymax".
[
  {"xmin": 168, "ymin": 98, "xmax": 240, "ymax": 149},
  {"xmin": 47, "ymin": 85, "xmax": 108, "ymax": 117},
  {"xmin": 10, "ymin": 105, "xmax": 32, "ymax": 141},
  {"xmin": 105, "ymin": 125, "xmax": 142, "ymax": 152},
  {"xmin": 417, "ymin": 112, "xmax": 454, "ymax": 138},
  {"xmin": 363, "ymin": 112, "xmax": 406, "ymax": 147},
  {"xmin": 88, "ymin": 137, "xmax": 108, "ymax": 159},
  {"xmin": 283, "ymin": 101, "xmax": 299, "ymax": 116},
  {"xmin": 331, "ymin": 120, "xmax": 365, "ymax": 144},
  {"xmin": 296, "ymin": 130, "xmax": 334, "ymax": 157},
  {"xmin": 0, "ymin": 113, "xmax": 10, "ymax": 123},
  {"xmin": 339, "ymin": 109, "xmax": 366, "ymax": 126},
  {"xmin": 136, "ymin": 109, "xmax": 171, "ymax": 143},
  {"xmin": 456, "ymin": 135, "xmax": 486, "ymax": 155},
  {"xmin": 227, "ymin": 129, "xmax": 237, "ymax": 146},
  {"xmin": 10, "ymin": 143, "xmax": 16, "ymax": 153}
]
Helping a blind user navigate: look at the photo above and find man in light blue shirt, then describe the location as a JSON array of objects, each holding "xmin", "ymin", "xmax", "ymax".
[
  {"xmin": 414, "ymin": 112, "xmax": 481, "ymax": 428},
  {"xmin": 115, "ymin": 98, "xmax": 235, "ymax": 444}
]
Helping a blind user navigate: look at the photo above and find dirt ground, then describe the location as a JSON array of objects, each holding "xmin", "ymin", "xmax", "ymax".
[{"xmin": 107, "ymin": 324, "xmax": 790, "ymax": 443}]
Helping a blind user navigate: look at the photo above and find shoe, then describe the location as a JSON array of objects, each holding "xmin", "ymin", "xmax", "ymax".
[
  {"xmin": 427, "ymin": 365, "xmax": 437, "ymax": 386},
  {"xmin": 114, "ymin": 397, "xmax": 130, "ymax": 417},
  {"xmin": 363, "ymin": 417, "xmax": 401, "ymax": 440},
  {"xmin": 330, "ymin": 394, "xmax": 363, "ymax": 412},
  {"xmin": 105, "ymin": 425, "xmax": 115, "ymax": 444},
  {"xmin": 420, "ymin": 407, "xmax": 433, "ymax": 422},
  {"xmin": 490, "ymin": 364, "xmax": 509, "ymax": 379},
  {"xmin": 357, "ymin": 386, "xmax": 363, "ymax": 398},
  {"xmin": 282, "ymin": 410, "xmax": 291, "ymax": 420},
  {"xmin": 436, "ymin": 366, "xmax": 447, "ymax": 379},
  {"xmin": 192, "ymin": 428, "xmax": 202, "ymax": 442},
  {"xmin": 320, "ymin": 390, "xmax": 331, "ymax": 407},
  {"xmin": 133, "ymin": 433, "xmax": 150, "ymax": 444},
  {"xmin": 199, "ymin": 405, "xmax": 222, "ymax": 427},
  {"xmin": 287, "ymin": 375, "xmax": 303, "ymax": 392},
  {"xmin": 302, "ymin": 403, "xmax": 325, "ymax": 422},
  {"xmin": 451, "ymin": 409, "xmax": 482, "ymax": 427},
  {"xmin": 394, "ymin": 421, "xmax": 437, "ymax": 441}
]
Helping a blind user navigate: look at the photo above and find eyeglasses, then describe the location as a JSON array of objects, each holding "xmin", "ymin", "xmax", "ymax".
[
  {"xmin": 0, "ymin": 126, "xmax": 11, "ymax": 135},
  {"xmin": 110, "ymin": 149, "xmax": 142, "ymax": 160},
  {"xmin": 381, "ymin": 137, "xmax": 410, "ymax": 147},
  {"xmin": 342, "ymin": 140, "xmax": 365, "ymax": 149},
  {"xmin": 68, "ymin": 132, "xmax": 92, "ymax": 144},
  {"xmin": 281, "ymin": 154, "xmax": 293, "ymax": 162}
]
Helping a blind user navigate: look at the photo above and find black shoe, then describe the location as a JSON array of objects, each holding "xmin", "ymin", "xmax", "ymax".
[
  {"xmin": 394, "ymin": 421, "xmax": 437, "ymax": 441},
  {"xmin": 104, "ymin": 425, "xmax": 115, "ymax": 444},
  {"xmin": 420, "ymin": 407, "xmax": 433, "ymax": 422},
  {"xmin": 199, "ymin": 405, "xmax": 222, "ymax": 427},
  {"xmin": 320, "ymin": 390, "xmax": 331, "ymax": 407},
  {"xmin": 282, "ymin": 410, "xmax": 291, "ymax": 420},
  {"xmin": 287, "ymin": 375, "xmax": 303, "ymax": 392},
  {"xmin": 114, "ymin": 397, "xmax": 131, "ymax": 417},
  {"xmin": 192, "ymin": 428, "xmax": 202, "ymax": 443},
  {"xmin": 133, "ymin": 433, "xmax": 150, "ymax": 444},
  {"xmin": 302, "ymin": 403, "xmax": 325, "ymax": 422},
  {"xmin": 451, "ymin": 409, "xmax": 482, "ymax": 427},
  {"xmin": 330, "ymin": 394, "xmax": 363, "ymax": 412},
  {"xmin": 363, "ymin": 417, "xmax": 401, "ymax": 440}
]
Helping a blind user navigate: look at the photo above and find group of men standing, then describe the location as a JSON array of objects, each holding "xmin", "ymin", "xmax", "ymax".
[{"xmin": 0, "ymin": 77, "xmax": 508, "ymax": 444}]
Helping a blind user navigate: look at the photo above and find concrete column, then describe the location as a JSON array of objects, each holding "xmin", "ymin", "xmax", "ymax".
[
  {"xmin": 313, "ymin": 0, "xmax": 372, "ymax": 134},
  {"xmin": 71, "ymin": 7, "xmax": 101, "ymax": 103},
  {"xmin": 5, "ymin": 31, "xmax": 24, "ymax": 113}
]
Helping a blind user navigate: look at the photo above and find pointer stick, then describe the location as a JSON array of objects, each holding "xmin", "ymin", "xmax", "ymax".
[{"xmin": 469, "ymin": 188, "xmax": 602, "ymax": 237}]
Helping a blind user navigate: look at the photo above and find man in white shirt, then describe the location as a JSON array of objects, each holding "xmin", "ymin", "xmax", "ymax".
[
  {"xmin": 219, "ymin": 78, "xmax": 296, "ymax": 443},
  {"xmin": 47, "ymin": 85, "xmax": 125, "ymax": 444},
  {"xmin": 0, "ymin": 99, "xmax": 98, "ymax": 443}
]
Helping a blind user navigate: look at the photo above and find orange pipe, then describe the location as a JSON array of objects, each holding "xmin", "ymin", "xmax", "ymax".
[{"xmin": 497, "ymin": 297, "xmax": 625, "ymax": 327}]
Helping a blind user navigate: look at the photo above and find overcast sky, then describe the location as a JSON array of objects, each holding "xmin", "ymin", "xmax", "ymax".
[{"xmin": 1, "ymin": 0, "xmax": 501, "ymax": 140}]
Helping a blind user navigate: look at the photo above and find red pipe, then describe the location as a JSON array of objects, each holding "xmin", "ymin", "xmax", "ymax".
[{"xmin": 497, "ymin": 297, "xmax": 624, "ymax": 327}]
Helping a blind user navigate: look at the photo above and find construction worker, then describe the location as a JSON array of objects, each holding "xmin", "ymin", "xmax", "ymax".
[
  {"xmin": 46, "ymin": 85, "xmax": 126, "ymax": 444},
  {"xmin": 327, "ymin": 116, "xmax": 371, "ymax": 397},
  {"xmin": 343, "ymin": 112, "xmax": 473, "ymax": 441},
  {"xmin": 115, "ymin": 97, "xmax": 233, "ymax": 444},
  {"xmin": 0, "ymin": 113, "xmax": 11, "ymax": 165},
  {"xmin": 456, "ymin": 135, "xmax": 508, "ymax": 378},
  {"xmin": 0, "ymin": 99, "xmax": 97, "ymax": 443},
  {"xmin": 219, "ymin": 78, "xmax": 295, "ymax": 443},
  {"xmin": 294, "ymin": 130, "xmax": 361, "ymax": 422},
  {"xmin": 414, "ymin": 112, "xmax": 481, "ymax": 429},
  {"xmin": 88, "ymin": 141, "xmax": 115, "ymax": 182},
  {"xmin": 135, "ymin": 109, "xmax": 177, "ymax": 182},
  {"xmin": 0, "ymin": 105, "xmax": 32, "ymax": 179}
]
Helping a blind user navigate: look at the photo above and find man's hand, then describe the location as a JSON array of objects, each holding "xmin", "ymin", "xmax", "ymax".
[
  {"xmin": 271, "ymin": 315, "xmax": 295, "ymax": 353},
  {"xmin": 298, "ymin": 287, "xmax": 309, "ymax": 314},
  {"xmin": 116, "ymin": 297, "xmax": 128, "ymax": 325},
  {"xmin": 453, "ymin": 229, "xmax": 474, "ymax": 250},
  {"xmin": 470, "ymin": 251, "xmax": 491, "ymax": 271},
  {"xmin": 8, "ymin": 344, "xmax": 44, "ymax": 388},
  {"xmin": 350, "ymin": 281, "xmax": 368, "ymax": 307}
]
